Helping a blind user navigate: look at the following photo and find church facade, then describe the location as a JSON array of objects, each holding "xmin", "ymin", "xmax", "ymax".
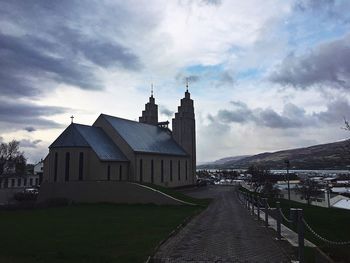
[{"xmin": 43, "ymin": 89, "xmax": 196, "ymax": 188}]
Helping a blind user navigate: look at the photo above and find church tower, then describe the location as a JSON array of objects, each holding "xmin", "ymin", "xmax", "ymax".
[
  {"xmin": 172, "ymin": 84, "xmax": 196, "ymax": 182},
  {"xmin": 139, "ymin": 88, "xmax": 158, "ymax": 125}
]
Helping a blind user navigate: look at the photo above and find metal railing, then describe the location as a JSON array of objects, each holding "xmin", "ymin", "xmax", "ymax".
[{"xmin": 237, "ymin": 190, "xmax": 350, "ymax": 263}]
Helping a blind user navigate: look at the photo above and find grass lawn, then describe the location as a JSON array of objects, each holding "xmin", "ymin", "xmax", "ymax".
[
  {"xmin": 239, "ymin": 186, "xmax": 350, "ymax": 262},
  {"xmin": 0, "ymin": 203, "xmax": 204, "ymax": 263}
]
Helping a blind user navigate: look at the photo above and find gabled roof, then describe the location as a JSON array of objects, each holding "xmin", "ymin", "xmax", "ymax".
[
  {"xmin": 100, "ymin": 114, "xmax": 188, "ymax": 156},
  {"xmin": 50, "ymin": 123, "xmax": 128, "ymax": 162}
]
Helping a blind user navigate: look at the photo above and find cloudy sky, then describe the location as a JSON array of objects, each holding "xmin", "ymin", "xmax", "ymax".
[{"xmin": 1, "ymin": 0, "xmax": 350, "ymax": 164}]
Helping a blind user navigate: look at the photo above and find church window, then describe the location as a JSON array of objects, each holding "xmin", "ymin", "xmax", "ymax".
[
  {"xmin": 65, "ymin": 152, "xmax": 70, "ymax": 182},
  {"xmin": 107, "ymin": 165, "xmax": 111, "ymax": 180},
  {"xmin": 151, "ymin": 160, "xmax": 154, "ymax": 183},
  {"xmin": 170, "ymin": 160, "xmax": 173, "ymax": 181},
  {"xmin": 29, "ymin": 178, "xmax": 33, "ymax": 186},
  {"xmin": 185, "ymin": 160, "xmax": 188, "ymax": 180},
  {"xmin": 54, "ymin": 152, "xmax": 58, "ymax": 182},
  {"xmin": 139, "ymin": 159, "xmax": 143, "ymax": 182},
  {"xmin": 17, "ymin": 178, "xmax": 21, "ymax": 187},
  {"xmin": 11, "ymin": 179, "xmax": 15, "ymax": 187},
  {"xmin": 161, "ymin": 160, "xmax": 164, "ymax": 183},
  {"xmin": 35, "ymin": 178, "xmax": 39, "ymax": 185},
  {"xmin": 78, "ymin": 152, "xmax": 84, "ymax": 181},
  {"xmin": 24, "ymin": 178, "xmax": 27, "ymax": 186},
  {"xmin": 178, "ymin": 160, "xmax": 180, "ymax": 181},
  {"xmin": 119, "ymin": 165, "xmax": 122, "ymax": 181}
]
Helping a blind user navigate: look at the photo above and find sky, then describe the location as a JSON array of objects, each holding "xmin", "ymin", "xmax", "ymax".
[{"xmin": 1, "ymin": 0, "xmax": 350, "ymax": 164}]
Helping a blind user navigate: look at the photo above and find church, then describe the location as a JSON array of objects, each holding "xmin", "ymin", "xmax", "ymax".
[{"xmin": 42, "ymin": 87, "xmax": 196, "ymax": 192}]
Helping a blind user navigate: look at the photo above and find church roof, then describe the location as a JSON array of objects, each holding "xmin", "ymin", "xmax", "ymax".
[
  {"xmin": 100, "ymin": 114, "xmax": 188, "ymax": 156},
  {"xmin": 50, "ymin": 123, "xmax": 128, "ymax": 161}
]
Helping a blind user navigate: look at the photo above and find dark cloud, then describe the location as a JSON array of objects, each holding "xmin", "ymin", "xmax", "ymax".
[
  {"xmin": 213, "ymin": 99, "xmax": 350, "ymax": 129},
  {"xmin": 201, "ymin": 0, "xmax": 222, "ymax": 6},
  {"xmin": 0, "ymin": 2, "xmax": 142, "ymax": 99},
  {"xmin": 24, "ymin": 127, "xmax": 36, "ymax": 132},
  {"xmin": 175, "ymin": 73, "xmax": 201, "ymax": 85},
  {"xmin": 160, "ymin": 106, "xmax": 174, "ymax": 118},
  {"xmin": 0, "ymin": 99, "xmax": 67, "ymax": 132},
  {"xmin": 19, "ymin": 139, "xmax": 42, "ymax": 148},
  {"xmin": 270, "ymin": 34, "xmax": 350, "ymax": 89}
]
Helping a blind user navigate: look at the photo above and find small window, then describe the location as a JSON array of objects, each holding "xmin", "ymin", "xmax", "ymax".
[
  {"xmin": 119, "ymin": 165, "xmax": 122, "ymax": 181},
  {"xmin": 65, "ymin": 152, "xmax": 70, "ymax": 182},
  {"xmin": 107, "ymin": 165, "xmax": 111, "ymax": 181},
  {"xmin": 178, "ymin": 160, "xmax": 181, "ymax": 181},
  {"xmin": 17, "ymin": 178, "xmax": 21, "ymax": 187},
  {"xmin": 185, "ymin": 160, "xmax": 188, "ymax": 180},
  {"xmin": 11, "ymin": 179, "xmax": 15, "ymax": 187},
  {"xmin": 24, "ymin": 178, "xmax": 27, "ymax": 186},
  {"xmin": 139, "ymin": 159, "xmax": 143, "ymax": 182},
  {"xmin": 29, "ymin": 178, "xmax": 33, "ymax": 186},
  {"xmin": 35, "ymin": 178, "xmax": 39, "ymax": 185},
  {"xmin": 151, "ymin": 160, "xmax": 154, "ymax": 183},
  {"xmin": 170, "ymin": 160, "xmax": 173, "ymax": 182},
  {"xmin": 161, "ymin": 160, "xmax": 164, "ymax": 183}
]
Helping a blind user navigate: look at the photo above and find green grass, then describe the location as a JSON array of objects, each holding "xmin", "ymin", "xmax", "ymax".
[
  {"xmin": 238, "ymin": 186, "xmax": 350, "ymax": 262},
  {"xmin": 0, "ymin": 203, "xmax": 204, "ymax": 263},
  {"xmin": 141, "ymin": 183, "xmax": 212, "ymax": 207}
]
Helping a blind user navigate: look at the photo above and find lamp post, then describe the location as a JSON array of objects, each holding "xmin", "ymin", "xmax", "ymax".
[{"xmin": 284, "ymin": 159, "xmax": 291, "ymax": 203}]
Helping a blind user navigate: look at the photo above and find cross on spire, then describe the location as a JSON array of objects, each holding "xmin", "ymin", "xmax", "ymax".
[
  {"xmin": 70, "ymin": 115, "xmax": 74, "ymax": 124},
  {"xmin": 151, "ymin": 83, "xmax": 154, "ymax": 97}
]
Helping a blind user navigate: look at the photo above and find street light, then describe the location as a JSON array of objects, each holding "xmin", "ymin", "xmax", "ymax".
[{"xmin": 284, "ymin": 159, "xmax": 291, "ymax": 203}]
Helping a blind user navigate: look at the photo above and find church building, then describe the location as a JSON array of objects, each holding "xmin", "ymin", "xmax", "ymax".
[{"xmin": 43, "ymin": 88, "xmax": 196, "ymax": 189}]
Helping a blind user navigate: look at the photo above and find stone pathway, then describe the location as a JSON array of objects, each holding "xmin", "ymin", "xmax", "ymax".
[{"xmin": 153, "ymin": 186, "xmax": 294, "ymax": 262}]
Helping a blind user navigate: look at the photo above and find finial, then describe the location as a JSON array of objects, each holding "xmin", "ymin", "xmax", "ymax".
[
  {"xmin": 151, "ymin": 83, "xmax": 154, "ymax": 97},
  {"xmin": 186, "ymin": 77, "xmax": 189, "ymax": 92},
  {"xmin": 70, "ymin": 115, "xmax": 74, "ymax": 124}
]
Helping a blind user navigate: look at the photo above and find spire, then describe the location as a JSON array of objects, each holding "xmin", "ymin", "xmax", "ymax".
[
  {"xmin": 186, "ymin": 77, "xmax": 189, "ymax": 92},
  {"xmin": 70, "ymin": 115, "xmax": 74, "ymax": 124}
]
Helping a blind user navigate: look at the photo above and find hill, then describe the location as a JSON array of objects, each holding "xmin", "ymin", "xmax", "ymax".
[{"xmin": 197, "ymin": 140, "xmax": 350, "ymax": 170}]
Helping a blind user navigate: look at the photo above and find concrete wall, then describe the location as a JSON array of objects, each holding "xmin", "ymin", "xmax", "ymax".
[
  {"xmin": 135, "ymin": 153, "xmax": 192, "ymax": 187},
  {"xmin": 43, "ymin": 147, "xmax": 129, "ymax": 183},
  {"xmin": 38, "ymin": 181, "xmax": 188, "ymax": 205}
]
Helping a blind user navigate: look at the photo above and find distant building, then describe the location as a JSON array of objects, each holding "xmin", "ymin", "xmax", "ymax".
[
  {"xmin": 43, "ymin": 89, "xmax": 196, "ymax": 193},
  {"xmin": 34, "ymin": 160, "xmax": 44, "ymax": 184}
]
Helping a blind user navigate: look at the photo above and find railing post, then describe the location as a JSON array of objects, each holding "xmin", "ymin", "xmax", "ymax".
[
  {"xmin": 257, "ymin": 196, "xmax": 260, "ymax": 220},
  {"xmin": 297, "ymin": 209, "xmax": 305, "ymax": 263},
  {"xmin": 290, "ymin": 208, "xmax": 297, "ymax": 229},
  {"xmin": 276, "ymin": 201, "xmax": 281, "ymax": 240},
  {"xmin": 263, "ymin": 198, "xmax": 268, "ymax": 227},
  {"xmin": 250, "ymin": 194, "xmax": 254, "ymax": 215},
  {"xmin": 245, "ymin": 193, "xmax": 249, "ymax": 209}
]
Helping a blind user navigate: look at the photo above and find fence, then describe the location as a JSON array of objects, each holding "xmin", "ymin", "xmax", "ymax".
[{"xmin": 237, "ymin": 190, "xmax": 350, "ymax": 263}]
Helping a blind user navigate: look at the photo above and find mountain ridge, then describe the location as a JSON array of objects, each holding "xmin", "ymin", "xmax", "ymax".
[{"xmin": 197, "ymin": 140, "xmax": 350, "ymax": 170}]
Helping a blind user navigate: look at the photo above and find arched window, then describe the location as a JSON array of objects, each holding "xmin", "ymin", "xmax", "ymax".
[
  {"xmin": 161, "ymin": 160, "xmax": 164, "ymax": 183},
  {"xmin": 79, "ymin": 152, "xmax": 84, "ymax": 181},
  {"xmin": 170, "ymin": 160, "xmax": 173, "ymax": 182},
  {"xmin": 54, "ymin": 152, "xmax": 58, "ymax": 182},
  {"xmin": 139, "ymin": 159, "xmax": 143, "ymax": 182},
  {"xmin": 65, "ymin": 152, "xmax": 70, "ymax": 182},
  {"xmin": 151, "ymin": 160, "xmax": 154, "ymax": 183}
]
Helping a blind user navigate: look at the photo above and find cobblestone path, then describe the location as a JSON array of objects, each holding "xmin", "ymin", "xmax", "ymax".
[{"xmin": 153, "ymin": 186, "xmax": 294, "ymax": 263}]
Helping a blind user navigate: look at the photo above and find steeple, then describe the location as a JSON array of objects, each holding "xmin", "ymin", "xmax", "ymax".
[
  {"xmin": 172, "ymin": 84, "xmax": 196, "ymax": 183},
  {"xmin": 139, "ymin": 84, "xmax": 158, "ymax": 125}
]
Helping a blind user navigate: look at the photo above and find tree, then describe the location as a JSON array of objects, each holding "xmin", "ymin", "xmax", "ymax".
[
  {"xmin": 246, "ymin": 165, "xmax": 279, "ymax": 196},
  {"xmin": 295, "ymin": 179, "xmax": 321, "ymax": 205},
  {"xmin": 0, "ymin": 140, "xmax": 26, "ymax": 174}
]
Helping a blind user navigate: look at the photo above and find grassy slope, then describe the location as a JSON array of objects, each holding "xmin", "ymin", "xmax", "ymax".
[{"xmin": 0, "ymin": 204, "xmax": 204, "ymax": 263}]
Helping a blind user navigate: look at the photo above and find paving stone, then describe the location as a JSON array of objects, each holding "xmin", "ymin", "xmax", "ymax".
[{"xmin": 153, "ymin": 186, "xmax": 294, "ymax": 263}]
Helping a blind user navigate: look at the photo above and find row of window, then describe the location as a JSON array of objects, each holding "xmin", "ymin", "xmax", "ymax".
[
  {"xmin": 139, "ymin": 159, "xmax": 188, "ymax": 183},
  {"xmin": 54, "ymin": 152, "xmax": 124, "ymax": 182},
  {"xmin": 0, "ymin": 177, "xmax": 39, "ymax": 189}
]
